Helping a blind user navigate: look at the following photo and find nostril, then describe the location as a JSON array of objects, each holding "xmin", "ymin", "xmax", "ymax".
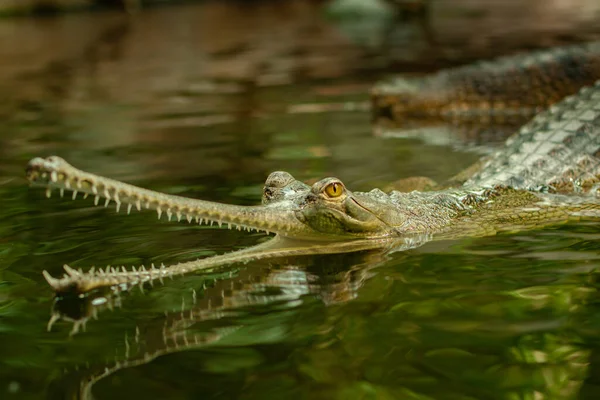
[
  {"xmin": 25, "ymin": 168, "xmax": 37, "ymax": 180},
  {"xmin": 25, "ymin": 158, "xmax": 45, "ymax": 178},
  {"xmin": 46, "ymin": 156, "xmax": 63, "ymax": 166}
]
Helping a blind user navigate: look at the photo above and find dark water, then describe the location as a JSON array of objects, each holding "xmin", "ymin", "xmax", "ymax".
[{"xmin": 1, "ymin": 2, "xmax": 600, "ymax": 399}]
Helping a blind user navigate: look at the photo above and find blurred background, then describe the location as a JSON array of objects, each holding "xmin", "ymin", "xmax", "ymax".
[{"xmin": 2, "ymin": 0, "xmax": 600, "ymax": 186}]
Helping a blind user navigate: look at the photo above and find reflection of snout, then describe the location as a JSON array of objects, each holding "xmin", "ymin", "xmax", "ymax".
[{"xmin": 49, "ymin": 289, "xmax": 115, "ymax": 335}]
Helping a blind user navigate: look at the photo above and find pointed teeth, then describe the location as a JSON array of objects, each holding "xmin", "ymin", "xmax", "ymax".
[
  {"xmin": 115, "ymin": 202, "xmax": 121, "ymax": 213},
  {"xmin": 166, "ymin": 210, "xmax": 172, "ymax": 221},
  {"xmin": 92, "ymin": 186, "xmax": 98, "ymax": 195},
  {"xmin": 83, "ymin": 193, "xmax": 89, "ymax": 199},
  {"xmin": 50, "ymin": 171, "xmax": 57, "ymax": 182},
  {"xmin": 127, "ymin": 204, "xmax": 132, "ymax": 214},
  {"xmin": 176, "ymin": 212, "xmax": 182, "ymax": 222},
  {"xmin": 46, "ymin": 188, "xmax": 52, "ymax": 198},
  {"xmin": 104, "ymin": 198, "xmax": 110, "ymax": 207},
  {"xmin": 60, "ymin": 188, "xmax": 64, "ymax": 198},
  {"xmin": 157, "ymin": 207, "xmax": 162, "ymax": 219},
  {"xmin": 135, "ymin": 200, "xmax": 141, "ymax": 211},
  {"xmin": 186, "ymin": 215, "xmax": 192, "ymax": 223},
  {"xmin": 63, "ymin": 264, "xmax": 81, "ymax": 277},
  {"xmin": 72, "ymin": 190, "xmax": 78, "ymax": 200},
  {"xmin": 42, "ymin": 270, "xmax": 60, "ymax": 288},
  {"xmin": 94, "ymin": 195, "xmax": 100, "ymax": 206}
]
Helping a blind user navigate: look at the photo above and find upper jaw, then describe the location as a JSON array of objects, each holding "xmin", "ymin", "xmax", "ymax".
[{"xmin": 25, "ymin": 156, "xmax": 309, "ymax": 237}]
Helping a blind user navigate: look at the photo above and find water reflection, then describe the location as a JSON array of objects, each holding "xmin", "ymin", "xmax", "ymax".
[
  {"xmin": 27, "ymin": 223, "xmax": 597, "ymax": 399},
  {"xmin": 49, "ymin": 249, "xmax": 392, "ymax": 399}
]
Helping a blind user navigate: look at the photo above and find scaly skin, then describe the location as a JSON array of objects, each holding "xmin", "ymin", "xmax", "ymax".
[
  {"xmin": 26, "ymin": 78, "xmax": 600, "ymax": 295},
  {"xmin": 465, "ymin": 83, "xmax": 600, "ymax": 192},
  {"xmin": 372, "ymin": 42, "xmax": 600, "ymax": 127}
]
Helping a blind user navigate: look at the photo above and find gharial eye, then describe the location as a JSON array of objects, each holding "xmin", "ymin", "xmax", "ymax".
[{"xmin": 324, "ymin": 182, "xmax": 344, "ymax": 198}]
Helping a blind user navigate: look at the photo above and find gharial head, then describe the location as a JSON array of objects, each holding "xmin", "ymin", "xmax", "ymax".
[
  {"xmin": 25, "ymin": 156, "xmax": 409, "ymax": 242},
  {"xmin": 258, "ymin": 171, "xmax": 407, "ymax": 240}
]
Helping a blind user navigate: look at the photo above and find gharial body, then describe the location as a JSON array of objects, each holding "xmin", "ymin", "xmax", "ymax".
[
  {"xmin": 26, "ymin": 43, "xmax": 600, "ymax": 295},
  {"xmin": 372, "ymin": 41, "xmax": 600, "ymax": 144},
  {"xmin": 372, "ymin": 41, "xmax": 600, "ymax": 127}
]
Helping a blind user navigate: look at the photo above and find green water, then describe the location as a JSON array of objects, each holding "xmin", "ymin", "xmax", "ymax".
[{"xmin": 1, "ymin": 3, "xmax": 600, "ymax": 399}]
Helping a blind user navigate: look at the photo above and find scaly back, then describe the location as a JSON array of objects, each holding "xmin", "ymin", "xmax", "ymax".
[
  {"xmin": 465, "ymin": 81, "xmax": 600, "ymax": 193},
  {"xmin": 372, "ymin": 42, "xmax": 600, "ymax": 125}
]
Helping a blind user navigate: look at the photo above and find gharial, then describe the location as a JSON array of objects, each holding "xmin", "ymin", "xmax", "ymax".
[{"xmin": 26, "ymin": 43, "xmax": 600, "ymax": 295}]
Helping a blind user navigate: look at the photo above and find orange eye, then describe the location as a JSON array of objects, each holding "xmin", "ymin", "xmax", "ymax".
[{"xmin": 324, "ymin": 182, "xmax": 343, "ymax": 198}]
